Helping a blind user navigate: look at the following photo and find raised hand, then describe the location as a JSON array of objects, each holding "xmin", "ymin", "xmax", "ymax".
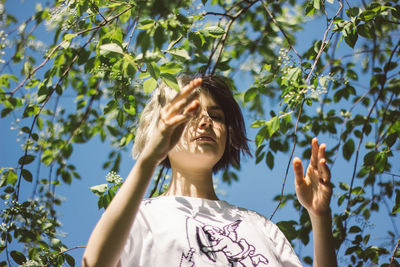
[
  {"xmin": 141, "ymin": 78, "xmax": 202, "ymax": 165},
  {"xmin": 293, "ymin": 138, "xmax": 333, "ymax": 217}
]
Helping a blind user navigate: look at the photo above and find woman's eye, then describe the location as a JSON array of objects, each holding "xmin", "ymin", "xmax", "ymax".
[{"xmin": 210, "ymin": 114, "xmax": 224, "ymax": 121}]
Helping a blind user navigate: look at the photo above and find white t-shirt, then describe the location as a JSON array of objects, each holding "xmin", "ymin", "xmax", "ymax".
[{"xmin": 120, "ymin": 196, "xmax": 302, "ymax": 267}]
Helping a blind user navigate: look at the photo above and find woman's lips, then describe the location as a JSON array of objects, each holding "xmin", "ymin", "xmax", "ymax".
[{"xmin": 194, "ymin": 135, "xmax": 216, "ymax": 142}]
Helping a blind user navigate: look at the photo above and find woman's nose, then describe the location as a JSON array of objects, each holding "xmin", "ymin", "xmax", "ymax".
[{"xmin": 198, "ymin": 113, "xmax": 212, "ymax": 128}]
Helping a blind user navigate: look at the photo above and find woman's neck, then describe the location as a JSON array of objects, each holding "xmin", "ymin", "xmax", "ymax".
[{"xmin": 163, "ymin": 167, "xmax": 218, "ymax": 200}]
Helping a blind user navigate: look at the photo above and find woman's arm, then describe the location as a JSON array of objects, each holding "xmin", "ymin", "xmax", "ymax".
[
  {"xmin": 293, "ymin": 138, "xmax": 338, "ymax": 267},
  {"xmin": 82, "ymin": 156, "xmax": 158, "ymax": 267},
  {"xmin": 82, "ymin": 78, "xmax": 202, "ymax": 267}
]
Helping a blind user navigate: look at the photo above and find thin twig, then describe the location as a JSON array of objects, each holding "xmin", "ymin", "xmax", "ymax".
[
  {"xmin": 260, "ymin": 0, "xmax": 302, "ymax": 64},
  {"xmin": 7, "ymin": 42, "xmax": 64, "ymax": 95},
  {"xmin": 270, "ymin": 100, "xmax": 304, "ymax": 219},
  {"xmin": 127, "ymin": 16, "xmax": 139, "ymax": 49},
  {"xmin": 211, "ymin": 0, "xmax": 258, "ymax": 74},
  {"xmin": 90, "ymin": 0, "xmax": 107, "ymax": 22},
  {"xmin": 305, "ymin": 0, "xmax": 343, "ymax": 84},
  {"xmin": 6, "ymin": 4, "xmax": 134, "ymax": 96},
  {"xmin": 203, "ymin": 11, "xmax": 234, "ymax": 19},
  {"xmin": 383, "ymin": 172, "xmax": 400, "ymax": 178},
  {"xmin": 15, "ymin": 29, "xmax": 99, "ymax": 201},
  {"xmin": 270, "ymin": 1, "xmax": 343, "ymax": 219},
  {"xmin": 390, "ymin": 237, "xmax": 400, "ymax": 267},
  {"xmin": 149, "ymin": 166, "xmax": 165, "ymax": 197},
  {"xmin": 345, "ymin": 39, "xmax": 400, "ymax": 214}
]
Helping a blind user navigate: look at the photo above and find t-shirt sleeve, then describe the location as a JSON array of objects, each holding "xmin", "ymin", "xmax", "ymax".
[{"xmin": 264, "ymin": 218, "xmax": 303, "ymax": 267}]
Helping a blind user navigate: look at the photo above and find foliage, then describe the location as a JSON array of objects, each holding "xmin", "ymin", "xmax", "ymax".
[{"xmin": 0, "ymin": 0, "xmax": 399, "ymax": 266}]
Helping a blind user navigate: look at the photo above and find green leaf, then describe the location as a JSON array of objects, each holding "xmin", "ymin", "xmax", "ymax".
[
  {"xmin": 21, "ymin": 169, "xmax": 32, "ymax": 182},
  {"xmin": 251, "ymin": 120, "xmax": 267, "ymax": 128},
  {"xmin": 339, "ymin": 182, "xmax": 350, "ymax": 190},
  {"xmin": 343, "ymin": 139, "xmax": 355, "ymax": 161},
  {"xmin": 349, "ymin": 226, "xmax": 362, "ymax": 233},
  {"xmin": 313, "ymin": 0, "xmax": 321, "ymax": 10},
  {"xmin": 123, "ymin": 102, "xmax": 136, "ymax": 115},
  {"xmin": 266, "ymin": 151, "xmax": 274, "ymax": 169},
  {"xmin": 343, "ymin": 24, "xmax": 358, "ymax": 48},
  {"xmin": 6, "ymin": 170, "xmax": 18, "ymax": 185},
  {"xmin": 255, "ymin": 126, "xmax": 268, "ymax": 147},
  {"xmin": 143, "ymin": 77, "xmax": 158, "ymax": 94},
  {"xmin": 168, "ymin": 48, "xmax": 190, "ymax": 61},
  {"xmin": 286, "ymin": 67, "xmax": 301, "ymax": 81},
  {"xmin": 138, "ymin": 19, "xmax": 154, "ymax": 30},
  {"xmin": 205, "ymin": 25, "xmax": 225, "ymax": 37},
  {"xmin": 117, "ymin": 109, "xmax": 125, "ymax": 127},
  {"xmin": 359, "ymin": 10, "xmax": 376, "ymax": 21},
  {"xmin": 99, "ymin": 43, "xmax": 124, "ymax": 55},
  {"xmin": 10, "ymin": 250, "xmax": 26, "ymax": 265},
  {"xmin": 90, "ymin": 184, "xmax": 108, "ymax": 195},
  {"xmin": 160, "ymin": 62, "xmax": 182, "ymax": 74},
  {"xmin": 65, "ymin": 254, "xmax": 75, "ymax": 267},
  {"xmin": 160, "ymin": 73, "xmax": 179, "ymax": 91},
  {"xmin": 18, "ymin": 155, "xmax": 35, "ymax": 165},
  {"xmin": 244, "ymin": 87, "xmax": 258, "ymax": 103},
  {"xmin": 104, "ymin": 100, "xmax": 118, "ymax": 114},
  {"xmin": 352, "ymin": 187, "xmax": 365, "ymax": 195},
  {"xmin": 269, "ymin": 116, "xmax": 280, "ymax": 136},
  {"xmin": 63, "ymin": 33, "xmax": 77, "ymax": 41},
  {"xmin": 276, "ymin": 220, "xmax": 297, "ymax": 241},
  {"xmin": 391, "ymin": 190, "xmax": 400, "ymax": 214},
  {"xmin": 1, "ymin": 108, "xmax": 13, "ymax": 118},
  {"xmin": 147, "ymin": 61, "xmax": 160, "ymax": 80}
]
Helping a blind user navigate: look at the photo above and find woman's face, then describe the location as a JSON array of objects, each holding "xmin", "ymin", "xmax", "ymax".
[{"xmin": 168, "ymin": 91, "xmax": 227, "ymax": 170}]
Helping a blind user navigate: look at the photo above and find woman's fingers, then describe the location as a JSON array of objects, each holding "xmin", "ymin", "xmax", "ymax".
[
  {"xmin": 310, "ymin": 138, "xmax": 319, "ymax": 169},
  {"xmin": 159, "ymin": 78, "xmax": 202, "ymax": 130},
  {"xmin": 167, "ymin": 90, "xmax": 200, "ymax": 116},
  {"xmin": 293, "ymin": 157, "xmax": 305, "ymax": 186},
  {"xmin": 164, "ymin": 100, "xmax": 200, "ymax": 126},
  {"xmin": 172, "ymin": 78, "xmax": 202, "ymax": 103},
  {"xmin": 319, "ymin": 158, "xmax": 331, "ymax": 183}
]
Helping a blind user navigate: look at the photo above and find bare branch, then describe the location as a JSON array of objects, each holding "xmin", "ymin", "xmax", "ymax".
[
  {"xmin": 345, "ymin": 39, "xmax": 400, "ymax": 215},
  {"xmin": 6, "ymin": 4, "xmax": 135, "ymax": 96},
  {"xmin": 260, "ymin": 0, "xmax": 302, "ymax": 64},
  {"xmin": 305, "ymin": 0, "xmax": 343, "ymax": 84},
  {"xmin": 203, "ymin": 11, "xmax": 234, "ymax": 19},
  {"xmin": 270, "ymin": 100, "xmax": 304, "ymax": 219},
  {"xmin": 390, "ymin": 237, "xmax": 400, "ymax": 267},
  {"xmin": 127, "ymin": 16, "xmax": 139, "ymax": 49},
  {"xmin": 211, "ymin": 0, "xmax": 258, "ymax": 74},
  {"xmin": 15, "ymin": 29, "xmax": 99, "ymax": 201}
]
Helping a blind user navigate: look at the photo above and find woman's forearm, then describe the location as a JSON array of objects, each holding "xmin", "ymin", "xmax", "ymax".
[
  {"xmin": 309, "ymin": 212, "xmax": 338, "ymax": 267},
  {"xmin": 82, "ymin": 157, "xmax": 158, "ymax": 267}
]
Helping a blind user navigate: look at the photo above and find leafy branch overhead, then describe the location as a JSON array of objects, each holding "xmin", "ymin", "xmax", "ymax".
[{"xmin": 0, "ymin": 0, "xmax": 399, "ymax": 266}]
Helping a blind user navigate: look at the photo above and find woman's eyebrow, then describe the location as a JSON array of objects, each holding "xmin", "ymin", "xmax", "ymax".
[{"xmin": 208, "ymin": 105, "xmax": 223, "ymax": 111}]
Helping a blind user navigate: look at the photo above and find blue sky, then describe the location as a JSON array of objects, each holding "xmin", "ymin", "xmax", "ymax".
[{"xmin": 1, "ymin": 0, "xmax": 399, "ymax": 265}]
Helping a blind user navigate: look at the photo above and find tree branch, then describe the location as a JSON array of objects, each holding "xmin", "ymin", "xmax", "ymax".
[
  {"xmin": 270, "ymin": 1, "xmax": 343, "ymax": 219},
  {"xmin": 390, "ymin": 237, "xmax": 400, "ymax": 267},
  {"xmin": 270, "ymin": 100, "xmax": 304, "ymax": 220},
  {"xmin": 210, "ymin": 0, "xmax": 258, "ymax": 74},
  {"xmin": 345, "ymin": 39, "xmax": 400, "ymax": 215},
  {"xmin": 305, "ymin": 0, "xmax": 343, "ymax": 84},
  {"xmin": 15, "ymin": 29, "xmax": 99, "ymax": 201},
  {"xmin": 260, "ymin": 0, "xmax": 302, "ymax": 64},
  {"xmin": 6, "ymin": 4, "xmax": 134, "ymax": 96}
]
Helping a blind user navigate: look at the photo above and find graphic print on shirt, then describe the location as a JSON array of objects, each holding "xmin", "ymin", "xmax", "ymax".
[{"xmin": 179, "ymin": 218, "xmax": 269, "ymax": 267}]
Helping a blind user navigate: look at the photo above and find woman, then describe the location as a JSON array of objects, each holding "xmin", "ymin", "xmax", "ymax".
[{"xmin": 82, "ymin": 75, "xmax": 337, "ymax": 267}]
